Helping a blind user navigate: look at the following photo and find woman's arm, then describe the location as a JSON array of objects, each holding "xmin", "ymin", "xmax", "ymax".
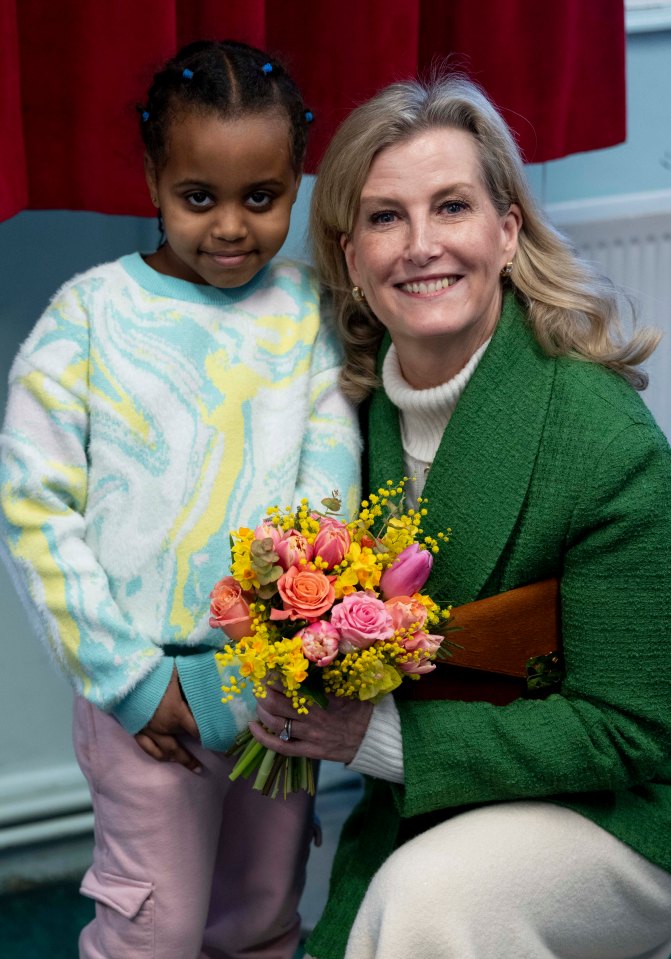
[
  {"xmin": 395, "ymin": 421, "xmax": 671, "ymax": 817},
  {"xmin": 251, "ymin": 420, "xmax": 671, "ymax": 812}
]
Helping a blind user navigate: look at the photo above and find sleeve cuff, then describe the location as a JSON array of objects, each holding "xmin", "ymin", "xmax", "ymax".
[
  {"xmin": 176, "ymin": 651, "xmax": 256, "ymax": 752},
  {"xmin": 112, "ymin": 656, "xmax": 175, "ymax": 734},
  {"xmin": 348, "ymin": 694, "xmax": 405, "ymax": 783}
]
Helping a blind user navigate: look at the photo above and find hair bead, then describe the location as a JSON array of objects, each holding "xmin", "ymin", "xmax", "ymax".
[
  {"xmin": 305, "ymin": 110, "xmax": 314, "ymax": 123},
  {"xmin": 261, "ymin": 62, "xmax": 273, "ymax": 75},
  {"xmin": 182, "ymin": 68, "xmax": 194, "ymax": 80},
  {"xmin": 141, "ymin": 110, "xmax": 150, "ymax": 123}
]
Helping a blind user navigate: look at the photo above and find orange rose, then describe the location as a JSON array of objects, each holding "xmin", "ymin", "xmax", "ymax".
[
  {"xmin": 209, "ymin": 576, "xmax": 253, "ymax": 641},
  {"xmin": 270, "ymin": 566, "xmax": 336, "ymax": 622}
]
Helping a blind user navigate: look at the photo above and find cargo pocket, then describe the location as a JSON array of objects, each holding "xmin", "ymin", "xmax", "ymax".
[{"xmin": 80, "ymin": 865, "xmax": 154, "ymax": 956}]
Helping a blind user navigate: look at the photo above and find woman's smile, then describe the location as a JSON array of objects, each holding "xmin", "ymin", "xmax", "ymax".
[{"xmin": 398, "ymin": 275, "xmax": 460, "ymax": 295}]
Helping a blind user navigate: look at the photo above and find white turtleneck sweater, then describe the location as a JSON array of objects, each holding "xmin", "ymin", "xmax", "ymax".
[{"xmin": 349, "ymin": 338, "xmax": 491, "ymax": 782}]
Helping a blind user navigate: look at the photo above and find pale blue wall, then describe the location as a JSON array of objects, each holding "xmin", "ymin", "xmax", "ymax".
[{"xmin": 527, "ymin": 27, "xmax": 671, "ymax": 203}]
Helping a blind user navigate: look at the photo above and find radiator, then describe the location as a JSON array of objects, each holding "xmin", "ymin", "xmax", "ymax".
[{"xmin": 547, "ymin": 190, "xmax": 671, "ymax": 440}]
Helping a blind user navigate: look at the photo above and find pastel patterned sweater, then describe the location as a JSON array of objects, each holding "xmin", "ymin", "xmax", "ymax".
[{"xmin": 0, "ymin": 254, "xmax": 360, "ymax": 749}]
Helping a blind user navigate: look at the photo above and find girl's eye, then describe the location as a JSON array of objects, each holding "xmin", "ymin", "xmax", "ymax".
[
  {"xmin": 186, "ymin": 192, "xmax": 213, "ymax": 209},
  {"xmin": 369, "ymin": 210, "xmax": 398, "ymax": 225},
  {"xmin": 247, "ymin": 191, "xmax": 273, "ymax": 209}
]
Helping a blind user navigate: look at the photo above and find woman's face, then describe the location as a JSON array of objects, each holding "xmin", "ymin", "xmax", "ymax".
[{"xmin": 341, "ymin": 127, "xmax": 521, "ymax": 368}]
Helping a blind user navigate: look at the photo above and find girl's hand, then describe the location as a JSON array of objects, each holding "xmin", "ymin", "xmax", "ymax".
[
  {"xmin": 134, "ymin": 667, "xmax": 202, "ymax": 772},
  {"xmin": 250, "ymin": 687, "xmax": 374, "ymax": 764},
  {"xmin": 134, "ymin": 729, "xmax": 202, "ymax": 773}
]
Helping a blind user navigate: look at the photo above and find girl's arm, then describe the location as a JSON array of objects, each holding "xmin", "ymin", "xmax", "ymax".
[
  {"xmin": 0, "ymin": 320, "xmax": 171, "ymax": 732},
  {"xmin": 294, "ymin": 298, "xmax": 361, "ymax": 517},
  {"xmin": 0, "ymin": 283, "xmax": 213, "ymax": 746}
]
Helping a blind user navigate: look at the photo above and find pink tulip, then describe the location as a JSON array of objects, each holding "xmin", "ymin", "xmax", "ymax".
[
  {"xmin": 253, "ymin": 520, "xmax": 283, "ymax": 549},
  {"xmin": 313, "ymin": 522, "xmax": 350, "ymax": 569},
  {"xmin": 276, "ymin": 530, "xmax": 314, "ymax": 571},
  {"xmin": 380, "ymin": 544, "xmax": 433, "ymax": 600},
  {"xmin": 398, "ymin": 631, "xmax": 442, "ymax": 674},
  {"xmin": 298, "ymin": 621, "xmax": 341, "ymax": 666},
  {"xmin": 384, "ymin": 595, "xmax": 428, "ymax": 632}
]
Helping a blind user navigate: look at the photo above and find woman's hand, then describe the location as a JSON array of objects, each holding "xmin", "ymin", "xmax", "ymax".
[{"xmin": 250, "ymin": 687, "xmax": 374, "ymax": 764}]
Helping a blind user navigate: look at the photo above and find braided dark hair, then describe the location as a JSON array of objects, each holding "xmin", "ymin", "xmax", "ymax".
[{"xmin": 139, "ymin": 40, "xmax": 311, "ymax": 173}]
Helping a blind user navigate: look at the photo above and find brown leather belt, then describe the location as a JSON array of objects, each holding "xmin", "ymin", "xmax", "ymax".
[{"xmin": 396, "ymin": 578, "xmax": 562, "ymax": 706}]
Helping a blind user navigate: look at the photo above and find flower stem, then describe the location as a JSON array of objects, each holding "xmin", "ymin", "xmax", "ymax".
[{"xmin": 228, "ymin": 732, "xmax": 266, "ymax": 781}]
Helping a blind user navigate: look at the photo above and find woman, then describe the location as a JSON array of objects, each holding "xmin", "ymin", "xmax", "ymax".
[{"xmin": 250, "ymin": 76, "xmax": 671, "ymax": 959}]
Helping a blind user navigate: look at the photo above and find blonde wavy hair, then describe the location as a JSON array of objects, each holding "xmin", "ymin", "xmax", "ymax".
[{"xmin": 310, "ymin": 75, "xmax": 659, "ymax": 402}]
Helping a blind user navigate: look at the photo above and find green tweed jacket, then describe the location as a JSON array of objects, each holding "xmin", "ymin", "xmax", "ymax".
[{"xmin": 307, "ymin": 293, "xmax": 671, "ymax": 959}]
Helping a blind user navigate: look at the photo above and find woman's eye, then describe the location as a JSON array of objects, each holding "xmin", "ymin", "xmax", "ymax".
[
  {"xmin": 247, "ymin": 191, "xmax": 273, "ymax": 209},
  {"xmin": 441, "ymin": 200, "xmax": 467, "ymax": 215},
  {"xmin": 186, "ymin": 192, "xmax": 213, "ymax": 209},
  {"xmin": 370, "ymin": 210, "xmax": 398, "ymax": 225}
]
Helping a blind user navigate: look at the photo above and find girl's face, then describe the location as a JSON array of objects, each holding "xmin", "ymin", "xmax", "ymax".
[
  {"xmin": 145, "ymin": 110, "xmax": 300, "ymax": 288},
  {"xmin": 341, "ymin": 127, "xmax": 521, "ymax": 377}
]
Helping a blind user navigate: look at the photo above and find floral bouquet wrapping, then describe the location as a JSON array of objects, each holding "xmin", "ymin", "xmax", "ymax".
[{"xmin": 210, "ymin": 480, "xmax": 453, "ymax": 798}]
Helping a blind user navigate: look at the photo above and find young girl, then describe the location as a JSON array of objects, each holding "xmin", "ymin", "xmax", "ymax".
[{"xmin": 0, "ymin": 40, "xmax": 359, "ymax": 959}]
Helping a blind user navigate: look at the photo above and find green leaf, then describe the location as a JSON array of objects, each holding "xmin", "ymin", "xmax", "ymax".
[{"xmin": 321, "ymin": 489, "xmax": 342, "ymax": 513}]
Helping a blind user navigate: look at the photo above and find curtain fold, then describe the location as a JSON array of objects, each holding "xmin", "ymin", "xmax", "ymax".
[
  {"xmin": 1, "ymin": 0, "xmax": 626, "ymax": 222},
  {"xmin": 1, "ymin": 0, "xmax": 27, "ymax": 220}
]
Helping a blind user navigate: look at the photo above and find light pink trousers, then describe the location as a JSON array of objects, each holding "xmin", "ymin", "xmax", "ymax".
[{"xmin": 73, "ymin": 697, "xmax": 315, "ymax": 959}]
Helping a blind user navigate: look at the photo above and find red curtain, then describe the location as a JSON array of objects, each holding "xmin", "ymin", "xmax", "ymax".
[{"xmin": 0, "ymin": 0, "xmax": 626, "ymax": 223}]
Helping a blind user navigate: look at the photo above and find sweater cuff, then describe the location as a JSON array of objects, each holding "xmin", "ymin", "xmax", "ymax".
[
  {"xmin": 348, "ymin": 694, "xmax": 405, "ymax": 783},
  {"xmin": 176, "ymin": 651, "xmax": 256, "ymax": 752},
  {"xmin": 112, "ymin": 656, "xmax": 175, "ymax": 734}
]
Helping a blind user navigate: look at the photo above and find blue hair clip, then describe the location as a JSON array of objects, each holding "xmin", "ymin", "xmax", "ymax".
[
  {"xmin": 305, "ymin": 110, "xmax": 314, "ymax": 124},
  {"xmin": 182, "ymin": 68, "xmax": 194, "ymax": 80},
  {"xmin": 261, "ymin": 62, "xmax": 273, "ymax": 75},
  {"xmin": 142, "ymin": 110, "xmax": 150, "ymax": 123}
]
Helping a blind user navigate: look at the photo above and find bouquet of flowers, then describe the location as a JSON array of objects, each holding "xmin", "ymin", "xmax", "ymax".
[{"xmin": 210, "ymin": 480, "xmax": 454, "ymax": 798}]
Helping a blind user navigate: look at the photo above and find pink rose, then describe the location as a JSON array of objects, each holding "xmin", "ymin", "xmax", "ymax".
[
  {"xmin": 276, "ymin": 530, "xmax": 314, "ymax": 571},
  {"xmin": 398, "ymin": 630, "xmax": 443, "ymax": 674},
  {"xmin": 209, "ymin": 576, "xmax": 253, "ymax": 642},
  {"xmin": 270, "ymin": 566, "xmax": 335, "ymax": 621},
  {"xmin": 330, "ymin": 592, "xmax": 395, "ymax": 652},
  {"xmin": 297, "ymin": 621, "xmax": 340, "ymax": 666},
  {"xmin": 313, "ymin": 522, "xmax": 350, "ymax": 570},
  {"xmin": 380, "ymin": 544, "xmax": 433, "ymax": 599},
  {"xmin": 384, "ymin": 595, "xmax": 428, "ymax": 632}
]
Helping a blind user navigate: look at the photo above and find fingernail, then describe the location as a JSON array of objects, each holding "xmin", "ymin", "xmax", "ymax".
[{"xmin": 193, "ymin": 765, "xmax": 203, "ymax": 775}]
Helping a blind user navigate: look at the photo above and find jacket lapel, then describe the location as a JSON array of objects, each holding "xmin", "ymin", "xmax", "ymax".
[{"xmin": 367, "ymin": 293, "xmax": 555, "ymax": 606}]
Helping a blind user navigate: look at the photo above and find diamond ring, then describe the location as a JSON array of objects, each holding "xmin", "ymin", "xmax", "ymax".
[{"xmin": 279, "ymin": 718, "xmax": 292, "ymax": 742}]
